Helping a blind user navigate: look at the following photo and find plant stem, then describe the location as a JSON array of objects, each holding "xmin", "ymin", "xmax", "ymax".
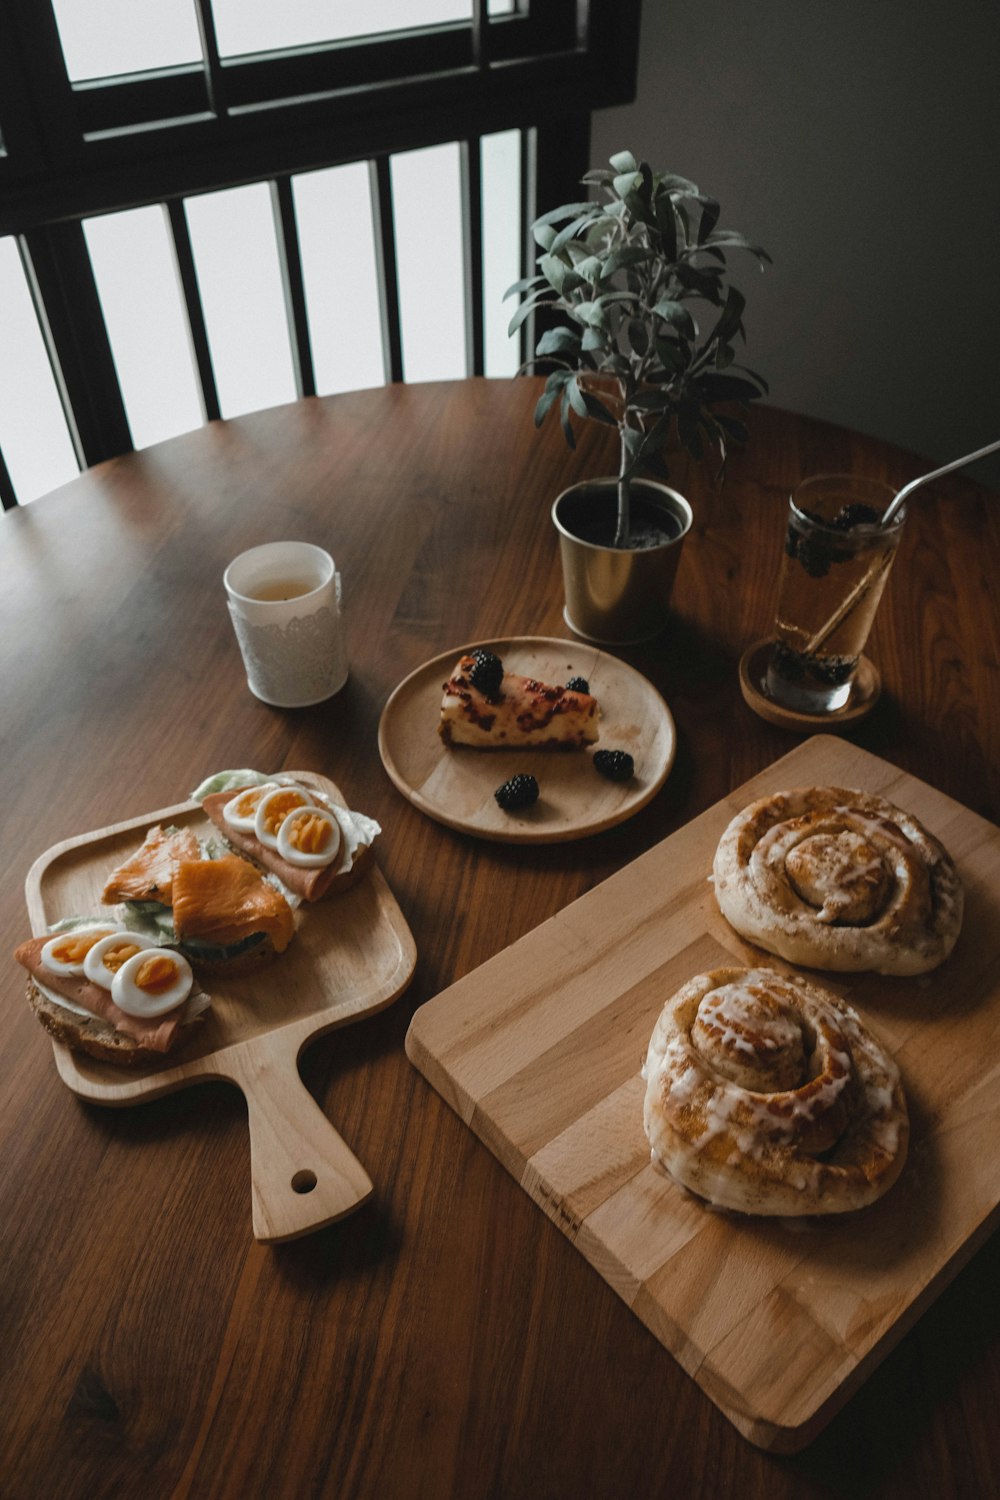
[{"xmin": 615, "ymin": 428, "xmax": 631, "ymax": 548}]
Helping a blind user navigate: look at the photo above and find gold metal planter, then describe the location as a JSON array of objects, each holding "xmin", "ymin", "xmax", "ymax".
[{"xmin": 552, "ymin": 479, "xmax": 692, "ymax": 645}]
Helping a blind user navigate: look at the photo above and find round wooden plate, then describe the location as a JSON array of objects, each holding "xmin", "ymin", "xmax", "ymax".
[{"xmin": 377, "ymin": 637, "xmax": 676, "ymax": 843}]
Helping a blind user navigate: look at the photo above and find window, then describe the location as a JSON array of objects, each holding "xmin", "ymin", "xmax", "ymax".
[{"xmin": 0, "ymin": 0, "xmax": 639, "ymax": 506}]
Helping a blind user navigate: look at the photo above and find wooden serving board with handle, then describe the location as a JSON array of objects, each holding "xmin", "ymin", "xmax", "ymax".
[
  {"xmin": 25, "ymin": 772, "xmax": 417, "ymax": 1244},
  {"xmin": 405, "ymin": 735, "xmax": 1000, "ymax": 1451}
]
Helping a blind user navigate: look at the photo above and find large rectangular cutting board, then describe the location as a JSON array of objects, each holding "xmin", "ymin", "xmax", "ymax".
[{"xmin": 405, "ymin": 735, "xmax": 1000, "ymax": 1451}]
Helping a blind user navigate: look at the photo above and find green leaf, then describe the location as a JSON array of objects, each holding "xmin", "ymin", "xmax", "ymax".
[
  {"xmin": 575, "ymin": 255, "xmax": 604, "ymax": 285},
  {"xmin": 630, "ymin": 388, "xmax": 672, "ymax": 412},
  {"xmin": 677, "ymin": 407, "xmax": 703, "ymax": 460},
  {"xmin": 713, "ymin": 285, "xmax": 746, "ymax": 345},
  {"xmin": 581, "ymin": 326, "xmax": 609, "ymax": 352},
  {"xmin": 507, "ymin": 293, "xmax": 545, "ymax": 337},
  {"xmin": 532, "ymin": 201, "xmax": 596, "ymax": 228},
  {"xmin": 534, "ymin": 386, "xmax": 561, "ymax": 427},
  {"xmin": 658, "ymin": 171, "xmax": 700, "ymax": 196},
  {"xmin": 539, "ymin": 253, "xmax": 569, "ymax": 293},
  {"xmin": 653, "ymin": 194, "xmax": 678, "ymax": 260},
  {"xmin": 567, "ymin": 379, "xmax": 618, "ymax": 426},
  {"xmin": 608, "ymin": 150, "xmax": 638, "ymax": 173},
  {"xmin": 536, "ymin": 326, "xmax": 582, "ymax": 357},
  {"xmin": 550, "ymin": 215, "xmax": 596, "ymax": 255},
  {"xmin": 705, "ymin": 230, "xmax": 772, "ymax": 264},
  {"xmin": 533, "ymin": 222, "xmax": 558, "ymax": 250},
  {"xmin": 674, "ymin": 262, "xmax": 723, "ymax": 301},
  {"xmin": 654, "ymin": 336, "xmax": 689, "ymax": 374},
  {"xmin": 503, "ymin": 273, "xmax": 544, "ymax": 301},
  {"xmin": 559, "ymin": 390, "xmax": 576, "ymax": 449},
  {"xmin": 573, "ymin": 301, "xmax": 609, "ymax": 330},
  {"xmin": 582, "ymin": 168, "xmax": 617, "ymax": 186},
  {"xmin": 652, "ymin": 299, "xmax": 696, "ymax": 339},
  {"xmin": 600, "ymin": 246, "xmax": 652, "ymax": 278},
  {"xmin": 544, "ymin": 368, "xmax": 573, "ymax": 392},
  {"xmin": 697, "ymin": 196, "xmax": 721, "ymax": 242},
  {"xmin": 613, "ymin": 171, "xmax": 643, "ymax": 200},
  {"xmin": 627, "ymin": 318, "xmax": 649, "ymax": 356}
]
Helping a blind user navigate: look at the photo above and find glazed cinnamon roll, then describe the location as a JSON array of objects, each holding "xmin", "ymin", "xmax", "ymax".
[
  {"xmin": 712, "ymin": 786, "xmax": 963, "ymax": 975},
  {"xmin": 642, "ymin": 967, "xmax": 908, "ymax": 1216}
]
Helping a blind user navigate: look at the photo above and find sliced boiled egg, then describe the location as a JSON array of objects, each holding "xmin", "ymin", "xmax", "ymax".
[
  {"xmin": 276, "ymin": 805, "xmax": 343, "ymax": 868},
  {"xmin": 254, "ymin": 785, "xmax": 315, "ymax": 848},
  {"xmin": 83, "ymin": 930, "xmax": 156, "ymax": 990},
  {"xmin": 222, "ymin": 781, "xmax": 281, "ymax": 832},
  {"xmin": 41, "ymin": 925, "xmax": 117, "ymax": 977},
  {"xmin": 112, "ymin": 947, "xmax": 193, "ymax": 1018}
]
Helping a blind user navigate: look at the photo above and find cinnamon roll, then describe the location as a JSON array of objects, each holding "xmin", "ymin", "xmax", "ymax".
[
  {"xmin": 642, "ymin": 967, "xmax": 908, "ymax": 1216},
  {"xmin": 712, "ymin": 786, "xmax": 963, "ymax": 975}
]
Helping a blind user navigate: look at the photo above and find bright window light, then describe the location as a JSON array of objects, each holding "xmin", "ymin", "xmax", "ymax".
[
  {"xmin": 482, "ymin": 129, "xmax": 522, "ymax": 377},
  {"xmin": 183, "ymin": 184, "xmax": 298, "ymax": 420},
  {"xmin": 214, "ymin": 1, "xmax": 512, "ymax": 58},
  {"xmin": 49, "ymin": 0, "xmax": 202, "ymax": 82},
  {"xmin": 84, "ymin": 206, "xmax": 204, "ymax": 450},
  {"xmin": 293, "ymin": 164, "xmax": 385, "ymax": 396},
  {"xmin": 0, "ymin": 238, "xmax": 79, "ymax": 503},
  {"xmin": 391, "ymin": 143, "xmax": 467, "ymax": 383}
]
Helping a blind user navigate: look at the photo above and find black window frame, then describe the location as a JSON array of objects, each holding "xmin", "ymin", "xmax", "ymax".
[{"xmin": 0, "ymin": 0, "xmax": 641, "ymax": 507}]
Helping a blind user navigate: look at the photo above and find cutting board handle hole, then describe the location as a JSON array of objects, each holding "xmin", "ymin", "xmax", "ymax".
[{"xmin": 291, "ymin": 1170, "xmax": 318, "ymax": 1195}]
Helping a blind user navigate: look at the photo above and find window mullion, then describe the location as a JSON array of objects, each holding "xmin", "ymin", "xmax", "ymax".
[
  {"xmin": 164, "ymin": 199, "xmax": 221, "ymax": 423},
  {"xmin": 270, "ymin": 178, "xmax": 315, "ymax": 400},
  {"xmin": 18, "ymin": 222, "xmax": 132, "ymax": 469},
  {"xmin": 460, "ymin": 139, "xmax": 485, "ymax": 379},
  {"xmin": 0, "ymin": 447, "xmax": 17, "ymax": 510},
  {"xmin": 191, "ymin": 0, "xmax": 227, "ymax": 116},
  {"xmin": 369, "ymin": 158, "xmax": 403, "ymax": 385}
]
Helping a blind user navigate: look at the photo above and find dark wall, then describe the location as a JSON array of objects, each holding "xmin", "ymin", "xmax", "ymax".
[{"xmin": 592, "ymin": 0, "xmax": 1000, "ymax": 487}]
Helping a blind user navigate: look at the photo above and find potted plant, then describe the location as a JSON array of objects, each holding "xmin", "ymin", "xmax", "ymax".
[{"xmin": 507, "ymin": 149, "xmax": 770, "ymax": 643}]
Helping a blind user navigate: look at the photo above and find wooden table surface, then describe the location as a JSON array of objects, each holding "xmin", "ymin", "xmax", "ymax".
[{"xmin": 2, "ymin": 378, "xmax": 998, "ymax": 1500}]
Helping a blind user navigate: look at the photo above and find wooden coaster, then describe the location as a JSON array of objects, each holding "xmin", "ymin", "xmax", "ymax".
[{"xmin": 738, "ymin": 638, "xmax": 881, "ymax": 732}]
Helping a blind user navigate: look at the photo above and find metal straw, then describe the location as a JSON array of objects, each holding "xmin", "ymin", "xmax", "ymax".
[{"xmin": 882, "ymin": 437, "xmax": 1000, "ymax": 525}]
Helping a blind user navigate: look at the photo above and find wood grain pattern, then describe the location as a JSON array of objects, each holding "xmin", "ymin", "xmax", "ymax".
[
  {"xmin": 378, "ymin": 635, "xmax": 675, "ymax": 841},
  {"xmin": 26, "ymin": 772, "xmax": 417, "ymax": 1240},
  {"xmin": 1, "ymin": 381, "xmax": 998, "ymax": 1500},
  {"xmin": 406, "ymin": 733, "xmax": 1000, "ymax": 1450}
]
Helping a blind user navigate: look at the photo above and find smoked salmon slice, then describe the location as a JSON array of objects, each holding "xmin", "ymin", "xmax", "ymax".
[
  {"xmin": 171, "ymin": 855, "xmax": 295, "ymax": 953},
  {"xmin": 102, "ymin": 824, "xmax": 202, "ymax": 906}
]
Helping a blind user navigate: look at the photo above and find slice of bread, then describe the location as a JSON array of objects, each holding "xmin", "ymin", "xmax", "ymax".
[{"xmin": 25, "ymin": 978, "xmax": 204, "ymax": 1069}]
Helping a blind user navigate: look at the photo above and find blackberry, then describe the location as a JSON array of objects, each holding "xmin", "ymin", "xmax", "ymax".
[
  {"xmin": 469, "ymin": 649, "xmax": 504, "ymax": 698},
  {"xmin": 832, "ymin": 502, "xmax": 883, "ymax": 530},
  {"xmin": 494, "ymin": 774, "xmax": 539, "ymax": 811},
  {"xmin": 593, "ymin": 749, "xmax": 634, "ymax": 782},
  {"xmin": 565, "ymin": 676, "xmax": 590, "ymax": 694}
]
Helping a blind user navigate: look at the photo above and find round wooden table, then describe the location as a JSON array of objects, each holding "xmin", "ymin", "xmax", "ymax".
[{"xmin": 2, "ymin": 380, "xmax": 998, "ymax": 1498}]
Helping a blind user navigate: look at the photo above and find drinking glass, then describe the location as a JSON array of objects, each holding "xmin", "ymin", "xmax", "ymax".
[{"xmin": 765, "ymin": 475, "xmax": 904, "ymax": 714}]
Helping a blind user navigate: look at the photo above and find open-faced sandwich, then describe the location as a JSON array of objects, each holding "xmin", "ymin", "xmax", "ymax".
[
  {"xmin": 14, "ymin": 922, "xmax": 210, "ymax": 1068},
  {"xmin": 101, "ymin": 822, "xmax": 295, "ymax": 974},
  {"xmin": 191, "ymin": 770, "xmax": 381, "ymax": 902}
]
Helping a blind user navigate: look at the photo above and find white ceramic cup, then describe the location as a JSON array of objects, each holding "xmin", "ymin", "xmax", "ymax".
[{"xmin": 223, "ymin": 541, "xmax": 348, "ymax": 707}]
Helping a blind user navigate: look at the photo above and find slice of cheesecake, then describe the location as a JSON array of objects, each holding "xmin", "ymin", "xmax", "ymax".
[{"xmin": 439, "ymin": 652, "xmax": 600, "ymax": 750}]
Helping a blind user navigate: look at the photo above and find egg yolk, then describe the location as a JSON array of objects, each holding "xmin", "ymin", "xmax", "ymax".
[
  {"xmin": 231, "ymin": 787, "xmax": 268, "ymax": 818},
  {"xmin": 133, "ymin": 955, "xmax": 180, "ymax": 995},
  {"xmin": 104, "ymin": 940, "xmax": 145, "ymax": 972},
  {"xmin": 50, "ymin": 931, "xmax": 108, "ymax": 965},
  {"xmin": 261, "ymin": 790, "xmax": 308, "ymax": 836},
  {"xmin": 287, "ymin": 812, "xmax": 334, "ymax": 854}
]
